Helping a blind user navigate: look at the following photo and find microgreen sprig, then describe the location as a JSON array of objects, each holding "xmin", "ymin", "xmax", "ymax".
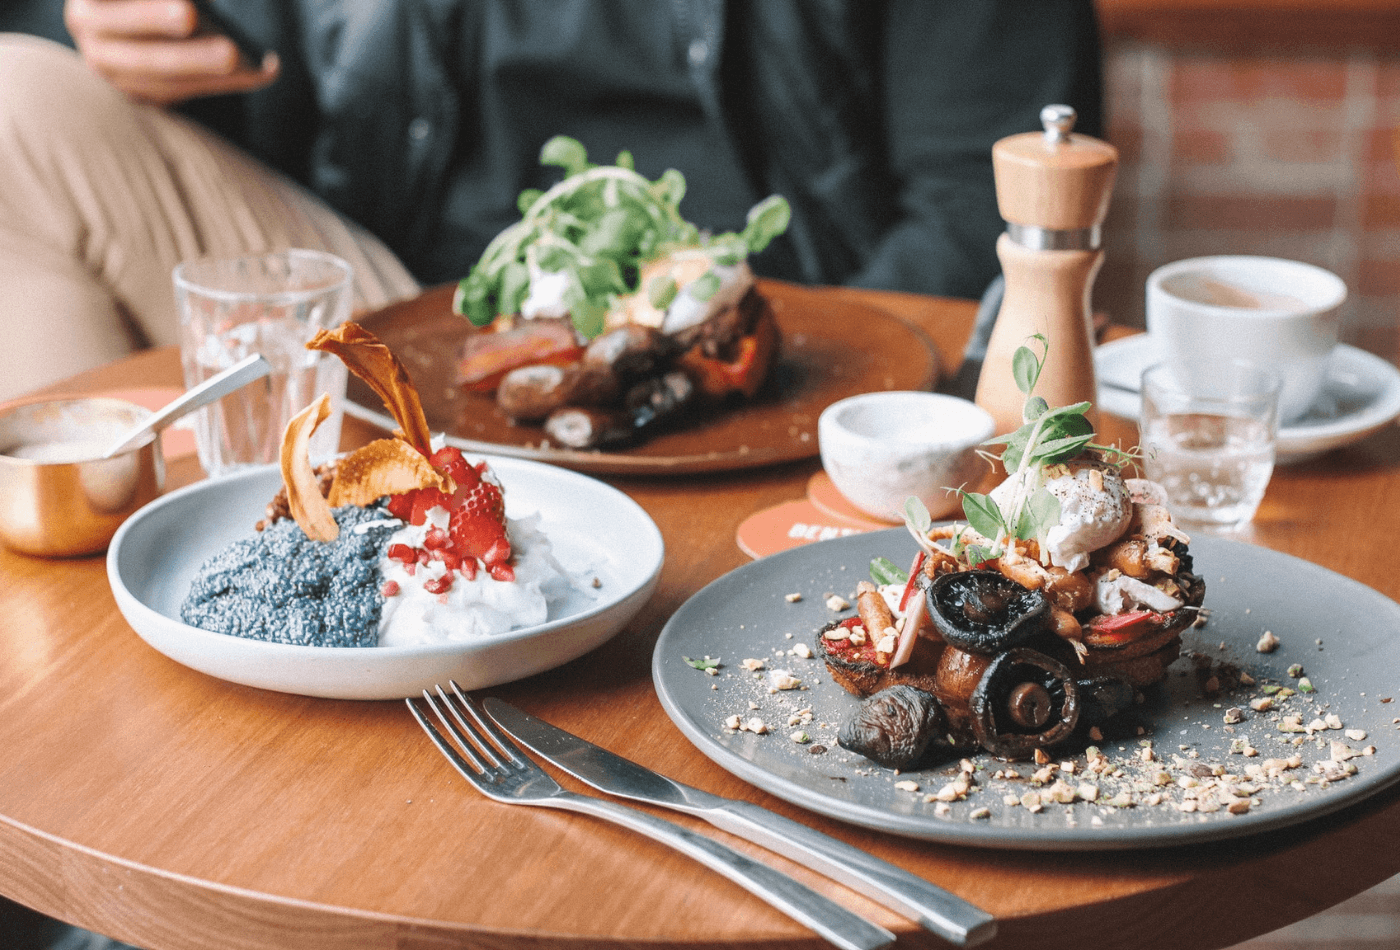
[
  {"xmin": 902, "ymin": 335, "xmax": 1124, "ymax": 565},
  {"xmin": 453, "ymin": 136, "xmax": 791, "ymax": 339}
]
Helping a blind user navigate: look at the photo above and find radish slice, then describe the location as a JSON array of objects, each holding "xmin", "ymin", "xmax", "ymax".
[{"xmin": 889, "ymin": 587, "xmax": 926, "ymax": 669}]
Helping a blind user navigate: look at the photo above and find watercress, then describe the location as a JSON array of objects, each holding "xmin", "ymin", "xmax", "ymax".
[{"xmin": 453, "ymin": 136, "xmax": 791, "ymax": 340}]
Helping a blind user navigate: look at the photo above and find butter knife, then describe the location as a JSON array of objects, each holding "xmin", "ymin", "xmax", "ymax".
[{"xmin": 483, "ymin": 698, "xmax": 997, "ymax": 947}]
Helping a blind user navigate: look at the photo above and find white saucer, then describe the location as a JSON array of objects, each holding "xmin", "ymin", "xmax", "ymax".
[{"xmin": 1095, "ymin": 335, "xmax": 1400, "ymax": 462}]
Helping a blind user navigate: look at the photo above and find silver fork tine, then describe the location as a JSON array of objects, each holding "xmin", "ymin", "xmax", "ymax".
[
  {"xmin": 444, "ymin": 681, "xmax": 524, "ymax": 768},
  {"xmin": 409, "ymin": 689, "xmax": 492, "ymax": 778},
  {"xmin": 432, "ymin": 684, "xmax": 504, "ymax": 770},
  {"xmin": 407, "ymin": 684, "xmax": 896, "ymax": 950}
]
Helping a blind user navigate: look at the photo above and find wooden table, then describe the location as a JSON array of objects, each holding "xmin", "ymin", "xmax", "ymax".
[{"xmin": 2, "ymin": 287, "xmax": 1398, "ymax": 950}]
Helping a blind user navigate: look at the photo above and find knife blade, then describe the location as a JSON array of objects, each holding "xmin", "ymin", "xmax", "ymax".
[{"xmin": 483, "ymin": 698, "xmax": 997, "ymax": 947}]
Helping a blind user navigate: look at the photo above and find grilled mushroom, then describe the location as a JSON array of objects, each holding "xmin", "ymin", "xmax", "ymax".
[
  {"xmin": 837, "ymin": 685, "xmax": 947, "ymax": 770},
  {"xmin": 926, "ymin": 570, "xmax": 1051, "ymax": 655},
  {"xmin": 969, "ymin": 648, "xmax": 1081, "ymax": 760}
]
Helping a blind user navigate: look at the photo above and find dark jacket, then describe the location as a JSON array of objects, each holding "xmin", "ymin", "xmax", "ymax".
[{"xmin": 184, "ymin": 0, "xmax": 1102, "ymax": 300}]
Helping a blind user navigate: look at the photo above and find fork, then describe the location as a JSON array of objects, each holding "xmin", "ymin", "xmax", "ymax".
[{"xmin": 407, "ymin": 683, "xmax": 896, "ymax": 950}]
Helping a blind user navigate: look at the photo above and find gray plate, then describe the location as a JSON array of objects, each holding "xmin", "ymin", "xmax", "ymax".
[{"xmin": 652, "ymin": 530, "xmax": 1400, "ymax": 850}]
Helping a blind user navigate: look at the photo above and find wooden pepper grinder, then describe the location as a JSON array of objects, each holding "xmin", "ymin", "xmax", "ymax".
[{"xmin": 975, "ymin": 105, "xmax": 1118, "ymax": 436}]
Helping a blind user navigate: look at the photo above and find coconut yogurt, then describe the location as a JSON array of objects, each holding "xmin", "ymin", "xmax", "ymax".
[{"xmin": 376, "ymin": 507, "xmax": 575, "ymax": 646}]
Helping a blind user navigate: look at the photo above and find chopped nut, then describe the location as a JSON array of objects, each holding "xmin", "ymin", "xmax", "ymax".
[
  {"xmin": 790, "ymin": 731, "xmax": 810, "ymax": 744},
  {"xmin": 768, "ymin": 670, "xmax": 801, "ymax": 691},
  {"xmin": 741, "ymin": 658, "xmax": 766, "ymax": 671},
  {"xmin": 894, "ymin": 780, "xmax": 920, "ymax": 792},
  {"xmin": 784, "ymin": 592, "xmax": 803, "ymax": 603},
  {"xmin": 792, "ymin": 642, "xmax": 813, "ymax": 659},
  {"xmin": 1256, "ymin": 631, "xmax": 1280, "ymax": 653},
  {"xmin": 825, "ymin": 594, "xmax": 850, "ymax": 611}
]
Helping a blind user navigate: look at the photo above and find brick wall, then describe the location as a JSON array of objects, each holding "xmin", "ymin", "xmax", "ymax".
[{"xmin": 1097, "ymin": 40, "xmax": 1400, "ymax": 355}]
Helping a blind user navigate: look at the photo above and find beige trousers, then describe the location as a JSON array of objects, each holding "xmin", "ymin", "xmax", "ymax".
[{"xmin": 0, "ymin": 34, "xmax": 421, "ymax": 401}]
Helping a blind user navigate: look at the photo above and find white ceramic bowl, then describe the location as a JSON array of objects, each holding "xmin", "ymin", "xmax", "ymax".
[
  {"xmin": 818, "ymin": 392, "xmax": 995, "ymax": 522},
  {"xmin": 107, "ymin": 461, "xmax": 663, "ymax": 699}
]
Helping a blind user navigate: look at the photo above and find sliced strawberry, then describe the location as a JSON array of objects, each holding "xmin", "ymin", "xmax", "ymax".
[
  {"xmin": 410, "ymin": 487, "xmax": 452, "ymax": 525},
  {"xmin": 448, "ymin": 507, "xmax": 511, "ymax": 562},
  {"xmin": 385, "ymin": 492, "xmax": 415, "ymax": 521}
]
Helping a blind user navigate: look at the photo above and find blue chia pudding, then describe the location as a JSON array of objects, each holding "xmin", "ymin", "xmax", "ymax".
[{"xmin": 180, "ymin": 505, "xmax": 399, "ymax": 647}]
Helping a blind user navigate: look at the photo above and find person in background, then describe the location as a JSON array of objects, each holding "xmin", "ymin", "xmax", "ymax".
[{"xmin": 0, "ymin": 0, "xmax": 1101, "ymax": 399}]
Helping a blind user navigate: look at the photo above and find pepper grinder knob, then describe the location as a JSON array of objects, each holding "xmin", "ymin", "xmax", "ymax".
[{"xmin": 1040, "ymin": 104, "xmax": 1076, "ymax": 144}]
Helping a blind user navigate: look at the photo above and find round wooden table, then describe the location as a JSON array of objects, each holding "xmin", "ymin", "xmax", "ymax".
[{"xmin": 1, "ymin": 286, "xmax": 1398, "ymax": 950}]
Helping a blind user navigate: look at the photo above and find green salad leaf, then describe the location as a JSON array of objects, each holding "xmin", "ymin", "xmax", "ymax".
[
  {"xmin": 869, "ymin": 557, "xmax": 909, "ymax": 586},
  {"xmin": 453, "ymin": 136, "xmax": 791, "ymax": 339}
]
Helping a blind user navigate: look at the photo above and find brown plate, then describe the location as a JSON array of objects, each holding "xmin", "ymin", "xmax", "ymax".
[{"xmin": 347, "ymin": 278, "xmax": 940, "ymax": 476}]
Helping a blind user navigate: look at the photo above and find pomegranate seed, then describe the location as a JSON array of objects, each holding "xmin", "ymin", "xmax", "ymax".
[
  {"xmin": 380, "ymin": 580, "xmax": 401, "ymax": 597},
  {"xmin": 483, "ymin": 537, "xmax": 512, "ymax": 566},
  {"xmin": 440, "ymin": 550, "xmax": 461, "ymax": 571},
  {"xmin": 424, "ymin": 574, "xmax": 454, "ymax": 595},
  {"xmin": 417, "ymin": 548, "xmax": 431, "ymax": 565},
  {"xmin": 489, "ymin": 563, "xmax": 515, "ymax": 583},
  {"xmin": 423, "ymin": 527, "xmax": 451, "ymax": 550},
  {"xmin": 459, "ymin": 558, "xmax": 478, "ymax": 580},
  {"xmin": 387, "ymin": 543, "xmax": 416, "ymax": 564}
]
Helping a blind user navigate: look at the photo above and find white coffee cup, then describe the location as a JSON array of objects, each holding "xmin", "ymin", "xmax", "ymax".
[{"xmin": 1145, "ymin": 256, "xmax": 1346, "ymax": 424}]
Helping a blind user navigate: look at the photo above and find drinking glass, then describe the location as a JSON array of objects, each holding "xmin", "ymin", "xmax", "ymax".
[
  {"xmin": 175, "ymin": 250, "xmax": 352, "ymax": 478},
  {"xmin": 1138, "ymin": 360, "xmax": 1281, "ymax": 532}
]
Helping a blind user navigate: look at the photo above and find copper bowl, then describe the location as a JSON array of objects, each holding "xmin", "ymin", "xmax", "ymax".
[{"xmin": 0, "ymin": 397, "xmax": 165, "ymax": 557}]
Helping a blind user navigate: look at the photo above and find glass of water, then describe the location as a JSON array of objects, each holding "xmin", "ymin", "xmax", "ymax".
[
  {"xmin": 175, "ymin": 250, "xmax": 353, "ymax": 478},
  {"xmin": 1138, "ymin": 359, "xmax": 1281, "ymax": 532}
]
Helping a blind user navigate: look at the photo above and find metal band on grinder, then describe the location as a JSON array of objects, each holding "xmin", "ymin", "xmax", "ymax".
[{"xmin": 1006, "ymin": 222, "xmax": 1101, "ymax": 251}]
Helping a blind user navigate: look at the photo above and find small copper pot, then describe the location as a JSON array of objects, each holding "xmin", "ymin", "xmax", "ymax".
[{"xmin": 0, "ymin": 397, "xmax": 164, "ymax": 557}]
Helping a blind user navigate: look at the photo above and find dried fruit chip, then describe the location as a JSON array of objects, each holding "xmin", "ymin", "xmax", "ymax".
[
  {"xmin": 307, "ymin": 323, "xmax": 433, "ymax": 457},
  {"xmin": 281, "ymin": 394, "xmax": 339, "ymax": 543},
  {"xmin": 328, "ymin": 438, "xmax": 449, "ymax": 508}
]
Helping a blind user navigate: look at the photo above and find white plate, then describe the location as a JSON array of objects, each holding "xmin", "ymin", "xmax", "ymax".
[
  {"xmin": 1095, "ymin": 335, "xmax": 1400, "ymax": 461},
  {"xmin": 107, "ymin": 460, "xmax": 663, "ymax": 700},
  {"xmin": 653, "ymin": 529, "xmax": 1400, "ymax": 850}
]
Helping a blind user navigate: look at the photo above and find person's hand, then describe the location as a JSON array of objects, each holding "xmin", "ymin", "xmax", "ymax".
[{"xmin": 65, "ymin": 0, "xmax": 278, "ymax": 105}]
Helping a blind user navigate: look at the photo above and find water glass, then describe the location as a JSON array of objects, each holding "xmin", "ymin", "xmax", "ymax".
[
  {"xmin": 1138, "ymin": 360, "xmax": 1281, "ymax": 532},
  {"xmin": 175, "ymin": 250, "xmax": 353, "ymax": 478}
]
